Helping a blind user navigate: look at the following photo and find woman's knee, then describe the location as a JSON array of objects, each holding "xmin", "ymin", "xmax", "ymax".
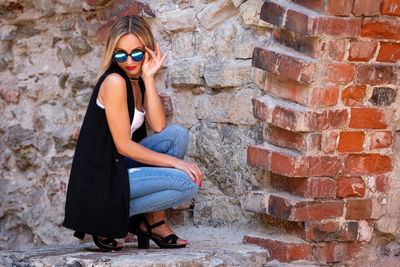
[{"xmin": 163, "ymin": 125, "xmax": 188, "ymax": 143}]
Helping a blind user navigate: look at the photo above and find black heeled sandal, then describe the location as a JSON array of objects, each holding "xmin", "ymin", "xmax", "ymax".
[
  {"xmin": 74, "ymin": 231, "xmax": 123, "ymax": 251},
  {"xmin": 135, "ymin": 218, "xmax": 186, "ymax": 249},
  {"xmin": 92, "ymin": 235, "xmax": 123, "ymax": 251}
]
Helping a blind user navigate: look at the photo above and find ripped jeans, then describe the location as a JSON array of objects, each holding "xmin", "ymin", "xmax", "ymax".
[{"xmin": 125, "ymin": 125, "xmax": 199, "ymax": 216}]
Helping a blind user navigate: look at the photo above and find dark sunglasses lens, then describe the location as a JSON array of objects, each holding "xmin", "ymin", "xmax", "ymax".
[
  {"xmin": 114, "ymin": 53, "xmax": 127, "ymax": 63},
  {"xmin": 130, "ymin": 51, "xmax": 144, "ymax": 62}
]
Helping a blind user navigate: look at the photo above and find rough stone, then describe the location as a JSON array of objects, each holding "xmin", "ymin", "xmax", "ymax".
[
  {"xmin": 240, "ymin": 0, "xmax": 272, "ymax": 28},
  {"xmin": 169, "ymin": 57, "xmax": 203, "ymax": 87},
  {"xmin": 159, "ymin": 8, "xmax": 195, "ymax": 32},
  {"xmin": 58, "ymin": 47, "xmax": 75, "ymax": 67},
  {"xmin": 197, "ymin": 0, "xmax": 238, "ymax": 31},
  {"xmin": 16, "ymin": 147, "xmax": 42, "ymax": 170},
  {"xmin": 69, "ymin": 36, "xmax": 92, "ymax": 55},
  {"xmin": 32, "ymin": 0, "xmax": 55, "ymax": 16},
  {"xmin": 15, "ymin": 25, "xmax": 41, "ymax": 39},
  {"xmin": 5, "ymin": 124, "xmax": 35, "ymax": 151},
  {"xmin": 204, "ymin": 60, "xmax": 253, "ymax": 88}
]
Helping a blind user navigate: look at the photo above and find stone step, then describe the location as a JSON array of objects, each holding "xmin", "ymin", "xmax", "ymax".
[
  {"xmin": 251, "ymin": 94, "xmax": 349, "ymax": 132},
  {"xmin": 0, "ymin": 226, "xmax": 269, "ymax": 267},
  {"xmin": 247, "ymin": 142, "xmax": 343, "ymax": 177},
  {"xmin": 261, "ymin": 0, "xmax": 362, "ymax": 37},
  {"xmin": 262, "ymin": 214, "xmax": 359, "ymax": 242},
  {"xmin": 242, "ymin": 227, "xmax": 313, "ymax": 263},
  {"xmin": 252, "ymin": 43, "xmax": 317, "ymax": 83},
  {"xmin": 244, "ymin": 189, "xmax": 344, "ymax": 221},
  {"xmin": 243, "ymin": 227, "xmax": 361, "ymax": 264}
]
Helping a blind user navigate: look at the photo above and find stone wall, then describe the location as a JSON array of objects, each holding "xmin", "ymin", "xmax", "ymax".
[{"xmin": 0, "ymin": 0, "xmax": 272, "ymax": 250}]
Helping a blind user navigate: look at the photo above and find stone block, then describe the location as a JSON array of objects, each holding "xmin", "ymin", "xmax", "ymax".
[
  {"xmin": 197, "ymin": 0, "xmax": 238, "ymax": 31},
  {"xmin": 5, "ymin": 124, "xmax": 35, "ymax": 151},
  {"xmin": 69, "ymin": 36, "xmax": 92, "ymax": 55},
  {"xmin": 204, "ymin": 60, "xmax": 252, "ymax": 88},
  {"xmin": 169, "ymin": 57, "xmax": 203, "ymax": 87},
  {"xmin": 159, "ymin": 8, "xmax": 195, "ymax": 32}
]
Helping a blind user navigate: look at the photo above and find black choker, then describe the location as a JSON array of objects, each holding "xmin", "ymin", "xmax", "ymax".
[{"xmin": 129, "ymin": 77, "xmax": 139, "ymax": 81}]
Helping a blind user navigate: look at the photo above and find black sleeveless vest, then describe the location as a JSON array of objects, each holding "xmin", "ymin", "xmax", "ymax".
[{"xmin": 63, "ymin": 62, "xmax": 147, "ymax": 238}]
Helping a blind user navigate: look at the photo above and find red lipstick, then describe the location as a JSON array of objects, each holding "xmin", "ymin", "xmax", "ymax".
[{"xmin": 126, "ymin": 66, "xmax": 136, "ymax": 71}]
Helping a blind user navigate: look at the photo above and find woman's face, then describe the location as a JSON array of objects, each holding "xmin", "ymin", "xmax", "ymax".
[{"xmin": 114, "ymin": 33, "xmax": 145, "ymax": 78}]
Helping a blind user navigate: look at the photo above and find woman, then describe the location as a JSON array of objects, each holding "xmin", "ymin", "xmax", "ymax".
[{"xmin": 63, "ymin": 15, "xmax": 202, "ymax": 251}]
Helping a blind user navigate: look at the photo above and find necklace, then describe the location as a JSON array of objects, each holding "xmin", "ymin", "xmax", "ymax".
[{"xmin": 129, "ymin": 77, "xmax": 139, "ymax": 81}]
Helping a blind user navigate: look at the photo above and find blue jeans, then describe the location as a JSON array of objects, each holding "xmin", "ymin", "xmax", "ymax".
[{"xmin": 126, "ymin": 125, "xmax": 199, "ymax": 216}]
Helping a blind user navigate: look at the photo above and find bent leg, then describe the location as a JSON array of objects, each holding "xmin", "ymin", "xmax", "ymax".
[
  {"xmin": 126, "ymin": 124, "xmax": 188, "ymax": 168},
  {"xmin": 128, "ymin": 167, "xmax": 198, "ymax": 216}
]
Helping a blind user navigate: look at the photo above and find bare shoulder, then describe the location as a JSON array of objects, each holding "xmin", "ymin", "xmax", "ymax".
[{"xmin": 102, "ymin": 73, "xmax": 126, "ymax": 92}]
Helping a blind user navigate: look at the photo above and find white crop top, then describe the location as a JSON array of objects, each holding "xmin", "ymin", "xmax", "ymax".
[{"xmin": 96, "ymin": 98, "xmax": 145, "ymax": 137}]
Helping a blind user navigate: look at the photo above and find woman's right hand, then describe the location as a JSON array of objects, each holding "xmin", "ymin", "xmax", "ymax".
[{"xmin": 173, "ymin": 159, "xmax": 203, "ymax": 187}]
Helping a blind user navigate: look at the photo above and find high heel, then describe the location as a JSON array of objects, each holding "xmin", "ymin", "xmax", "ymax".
[
  {"xmin": 135, "ymin": 218, "xmax": 186, "ymax": 249},
  {"xmin": 92, "ymin": 235, "xmax": 123, "ymax": 251}
]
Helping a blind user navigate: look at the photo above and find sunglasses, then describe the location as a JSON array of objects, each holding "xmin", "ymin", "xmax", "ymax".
[{"xmin": 113, "ymin": 50, "xmax": 145, "ymax": 63}]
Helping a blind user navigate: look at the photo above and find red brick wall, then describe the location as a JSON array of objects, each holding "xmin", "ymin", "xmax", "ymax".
[{"xmin": 245, "ymin": 0, "xmax": 399, "ymax": 264}]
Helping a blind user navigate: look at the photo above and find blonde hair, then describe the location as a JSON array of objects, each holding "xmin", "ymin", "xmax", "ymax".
[{"xmin": 96, "ymin": 15, "xmax": 155, "ymax": 81}]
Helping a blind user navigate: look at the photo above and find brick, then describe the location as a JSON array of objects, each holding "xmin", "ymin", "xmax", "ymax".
[
  {"xmin": 350, "ymin": 108, "xmax": 389, "ymax": 129},
  {"xmin": 265, "ymin": 126, "xmax": 307, "ymax": 152},
  {"xmin": 305, "ymin": 221, "xmax": 358, "ymax": 242},
  {"xmin": 264, "ymin": 73, "xmax": 309, "ymax": 106},
  {"xmin": 253, "ymin": 96, "xmax": 349, "ymax": 131},
  {"xmin": 376, "ymin": 175, "xmax": 389, "ymax": 192},
  {"xmin": 248, "ymin": 142, "xmax": 343, "ymax": 177},
  {"xmin": 260, "ymin": 0, "xmax": 285, "ymax": 27},
  {"xmin": 348, "ymin": 41, "xmax": 378, "ymax": 62},
  {"xmin": 97, "ymin": 17, "xmax": 117, "ymax": 44},
  {"xmin": 118, "ymin": 2, "xmax": 155, "ymax": 17},
  {"xmin": 346, "ymin": 199, "xmax": 372, "ymax": 219},
  {"xmin": 292, "ymin": 0, "xmax": 324, "ymax": 12},
  {"xmin": 0, "ymin": 86, "xmax": 20, "ymax": 104},
  {"xmin": 371, "ymin": 131, "xmax": 393, "ymax": 149},
  {"xmin": 325, "ymin": 0, "xmax": 353, "ymax": 15},
  {"xmin": 361, "ymin": 19, "xmax": 400, "ymax": 40},
  {"xmin": 285, "ymin": 9, "xmax": 318, "ymax": 35},
  {"xmin": 341, "ymin": 85, "xmax": 366, "ymax": 107},
  {"xmin": 320, "ymin": 64, "xmax": 356, "ymax": 84},
  {"xmin": 322, "ymin": 132, "xmax": 338, "ymax": 154},
  {"xmin": 252, "ymin": 47, "xmax": 279, "ymax": 72},
  {"xmin": 381, "ymin": 0, "xmax": 400, "ymax": 16},
  {"xmin": 304, "ymin": 109, "xmax": 349, "ymax": 131},
  {"xmin": 338, "ymin": 131, "xmax": 365, "ymax": 153},
  {"xmin": 243, "ymin": 235, "xmax": 313, "ymax": 263},
  {"xmin": 337, "ymin": 177, "xmax": 366, "ymax": 198},
  {"xmin": 252, "ymin": 97, "xmax": 272, "ymax": 122},
  {"xmin": 159, "ymin": 93, "xmax": 173, "ymax": 114},
  {"xmin": 271, "ymin": 152, "xmax": 343, "ymax": 177},
  {"xmin": 377, "ymin": 42, "xmax": 400, "ymax": 63},
  {"xmin": 316, "ymin": 17, "xmax": 362, "ymax": 37},
  {"xmin": 273, "ymin": 28, "xmax": 321, "ymax": 59},
  {"xmin": 314, "ymin": 241, "xmax": 361, "ymax": 263},
  {"xmin": 278, "ymin": 54, "xmax": 315, "ymax": 83},
  {"xmin": 344, "ymin": 154, "xmax": 392, "ymax": 175},
  {"xmin": 290, "ymin": 200, "xmax": 344, "ymax": 221},
  {"xmin": 271, "ymin": 173, "xmax": 336, "ymax": 198},
  {"xmin": 325, "ymin": 39, "xmax": 347, "ymax": 61},
  {"xmin": 247, "ymin": 144, "xmax": 270, "ymax": 169},
  {"xmin": 352, "ymin": 0, "xmax": 382, "ymax": 16},
  {"xmin": 310, "ymin": 86, "xmax": 339, "ymax": 108},
  {"xmin": 369, "ymin": 87, "xmax": 397, "ymax": 106},
  {"xmin": 268, "ymin": 194, "xmax": 344, "ymax": 221}
]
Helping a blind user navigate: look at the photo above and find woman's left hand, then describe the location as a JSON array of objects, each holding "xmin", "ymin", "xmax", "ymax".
[{"xmin": 141, "ymin": 42, "xmax": 168, "ymax": 80}]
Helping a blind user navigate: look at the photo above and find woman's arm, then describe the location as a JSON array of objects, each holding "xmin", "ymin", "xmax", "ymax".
[
  {"xmin": 142, "ymin": 76, "xmax": 166, "ymax": 132},
  {"xmin": 101, "ymin": 74, "xmax": 203, "ymax": 184}
]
